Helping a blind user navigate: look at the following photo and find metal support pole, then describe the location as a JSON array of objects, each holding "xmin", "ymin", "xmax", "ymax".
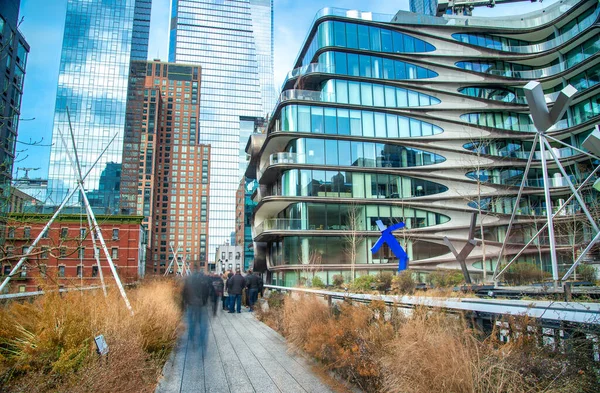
[
  {"xmin": 57, "ymin": 126, "xmax": 133, "ymax": 313},
  {"xmin": 0, "ymin": 137, "xmax": 116, "ymax": 294},
  {"xmin": 84, "ymin": 211, "xmax": 107, "ymax": 297},
  {"xmin": 539, "ymin": 136, "xmax": 560, "ymax": 287},
  {"xmin": 492, "ymin": 133, "xmax": 539, "ymax": 282}
]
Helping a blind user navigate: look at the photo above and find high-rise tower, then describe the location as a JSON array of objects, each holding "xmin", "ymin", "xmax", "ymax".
[
  {"xmin": 47, "ymin": 0, "xmax": 151, "ymax": 211},
  {"xmin": 409, "ymin": 0, "xmax": 438, "ymax": 16},
  {"xmin": 169, "ymin": 0, "xmax": 274, "ymax": 261},
  {"xmin": 0, "ymin": 0, "xmax": 29, "ymax": 211}
]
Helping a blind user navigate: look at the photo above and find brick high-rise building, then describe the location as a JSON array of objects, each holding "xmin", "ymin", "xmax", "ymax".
[{"xmin": 122, "ymin": 60, "xmax": 210, "ymax": 274}]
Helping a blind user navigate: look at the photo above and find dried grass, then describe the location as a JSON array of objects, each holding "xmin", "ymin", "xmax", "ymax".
[
  {"xmin": 0, "ymin": 279, "xmax": 182, "ymax": 393},
  {"xmin": 271, "ymin": 296, "xmax": 599, "ymax": 393}
]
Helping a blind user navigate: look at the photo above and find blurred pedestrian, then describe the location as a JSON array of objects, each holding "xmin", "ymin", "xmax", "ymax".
[
  {"xmin": 210, "ymin": 274, "xmax": 224, "ymax": 316},
  {"xmin": 182, "ymin": 273, "xmax": 202, "ymax": 342},
  {"xmin": 245, "ymin": 269, "xmax": 260, "ymax": 311},
  {"xmin": 227, "ymin": 269, "xmax": 246, "ymax": 313}
]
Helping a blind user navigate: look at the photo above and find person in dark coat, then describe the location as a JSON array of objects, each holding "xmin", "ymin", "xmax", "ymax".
[
  {"xmin": 227, "ymin": 269, "xmax": 246, "ymax": 313},
  {"xmin": 182, "ymin": 273, "xmax": 203, "ymax": 341},
  {"xmin": 209, "ymin": 274, "xmax": 224, "ymax": 316},
  {"xmin": 245, "ymin": 269, "xmax": 260, "ymax": 311}
]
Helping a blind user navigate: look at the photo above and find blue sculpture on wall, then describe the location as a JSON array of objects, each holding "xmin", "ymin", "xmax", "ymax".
[{"xmin": 371, "ymin": 220, "xmax": 408, "ymax": 272}]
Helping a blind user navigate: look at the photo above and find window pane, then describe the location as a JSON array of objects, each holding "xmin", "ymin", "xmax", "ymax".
[
  {"xmin": 362, "ymin": 111, "xmax": 374, "ymax": 137},
  {"xmin": 338, "ymin": 108, "xmax": 350, "ymax": 135},
  {"xmin": 349, "ymin": 82, "xmax": 361, "ymax": 105},
  {"xmin": 334, "ymin": 51, "xmax": 347, "ymax": 75},
  {"xmin": 375, "ymin": 113, "xmax": 386, "ymax": 138},
  {"xmin": 325, "ymin": 139, "xmax": 338, "ymax": 165},
  {"xmin": 346, "ymin": 23, "xmax": 358, "ymax": 49},
  {"xmin": 348, "ymin": 54, "xmax": 360, "ymax": 76},
  {"xmin": 373, "ymin": 84, "xmax": 385, "ymax": 106},
  {"xmin": 324, "ymin": 108, "xmax": 337, "ymax": 134},
  {"xmin": 311, "ymin": 106, "xmax": 324, "ymax": 133},
  {"xmin": 358, "ymin": 24, "xmax": 370, "ymax": 50},
  {"xmin": 381, "ymin": 30, "xmax": 393, "ymax": 52},
  {"xmin": 350, "ymin": 110, "xmax": 362, "ymax": 136},
  {"xmin": 387, "ymin": 114, "xmax": 399, "ymax": 138},
  {"xmin": 361, "ymin": 83, "xmax": 373, "ymax": 106},
  {"xmin": 335, "ymin": 80, "xmax": 348, "ymax": 104},
  {"xmin": 369, "ymin": 27, "xmax": 381, "ymax": 51},
  {"xmin": 333, "ymin": 21, "xmax": 346, "ymax": 47}
]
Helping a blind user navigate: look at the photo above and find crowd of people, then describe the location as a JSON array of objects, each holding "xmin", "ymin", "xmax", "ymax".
[{"xmin": 182, "ymin": 269, "xmax": 264, "ymax": 317}]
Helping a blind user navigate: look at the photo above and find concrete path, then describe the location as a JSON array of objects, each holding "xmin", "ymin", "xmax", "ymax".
[{"xmin": 156, "ymin": 305, "xmax": 336, "ymax": 393}]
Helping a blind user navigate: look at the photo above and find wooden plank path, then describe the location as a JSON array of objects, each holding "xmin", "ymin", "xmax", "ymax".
[{"xmin": 156, "ymin": 306, "xmax": 336, "ymax": 393}]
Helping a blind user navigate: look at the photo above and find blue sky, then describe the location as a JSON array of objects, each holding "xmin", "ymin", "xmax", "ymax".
[{"xmin": 15, "ymin": 0, "xmax": 556, "ymax": 179}]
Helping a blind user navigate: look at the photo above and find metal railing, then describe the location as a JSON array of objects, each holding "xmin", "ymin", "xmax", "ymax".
[
  {"xmin": 0, "ymin": 282, "xmax": 139, "ymax": 301},
  {"xmin": 264, "ymin": 285, "xmax": 600, "ymax": 324}
]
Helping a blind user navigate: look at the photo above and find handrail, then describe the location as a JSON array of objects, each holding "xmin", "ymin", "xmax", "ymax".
[
  {"xmin": 264, "ymin": 285, "xmax": 600, "ymax": 324},
  {"xmin": 0, "ymin": 282, "xmax": 139, "ymax": 300}
]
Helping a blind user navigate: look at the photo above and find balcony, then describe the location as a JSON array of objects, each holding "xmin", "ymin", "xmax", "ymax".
[{"xmin": 255, "ymin": 218, "xmax": 303, "ymax": 237}]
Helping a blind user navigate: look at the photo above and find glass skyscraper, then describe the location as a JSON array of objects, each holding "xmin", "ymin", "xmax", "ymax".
[
  {"xmin": 169, "ymin": 0, "xmax": 275, "ymax": 261},
  {"xmin": 409, "ymin": 0, "xmax": 438, "ymax": 16},
  {"xmin": 47, "ymin": 0, "xmax": 151, "ymax": 212}
]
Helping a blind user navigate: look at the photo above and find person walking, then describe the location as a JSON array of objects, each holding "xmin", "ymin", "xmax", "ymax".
[
  {"xmin": 222, "ymin": 271, "xmax": 231, "ymax": 311},
  {"xmin": 182, "ymin": 273, "xmax": 202, "ymax": 342},
  {"xmin": 245, "ymin": 269, "xmax": 260, "ymax": 311},
  {"xmin": 210, "ymin": 274, "xmax": 224, "ymax": 316},
  {"xmin": 227, "ymin": 269, "xmax": 246, "ymax": 313}
]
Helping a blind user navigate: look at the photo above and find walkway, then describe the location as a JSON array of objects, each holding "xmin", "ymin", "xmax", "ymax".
[{"xmin": 156, "ymin": 306, "xmax": 336, "ymax": 393}]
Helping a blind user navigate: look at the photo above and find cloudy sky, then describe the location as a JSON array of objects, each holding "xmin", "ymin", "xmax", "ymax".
[{"xmin": 16, "ymin": 0, "xmax": 556, "ymax": 177}]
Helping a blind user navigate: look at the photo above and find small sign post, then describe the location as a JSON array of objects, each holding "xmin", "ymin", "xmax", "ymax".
[{"xmin": 94, "ymin": 335, "xmax": 109, "ymax": 356}]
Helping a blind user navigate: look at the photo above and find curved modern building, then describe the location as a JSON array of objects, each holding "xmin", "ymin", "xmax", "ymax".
[{"xmin": 246, "ymin": 0, "xmax": 600, "ymax": 286}]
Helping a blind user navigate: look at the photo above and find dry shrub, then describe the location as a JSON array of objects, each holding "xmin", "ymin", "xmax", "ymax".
[
  {"xmin": 392, "ymin": 270, "xmax": 415, "ymax": 295},
  {"xmin": 284, "ymin": 295, "xmax": 391, "ymax": 391},
  {"xmin": 381, "ymin": 309, "xmax": 523, "ymax": 393},
  {"xmin": 254, "ymin": 291, "xmax": 286, "ymax": 333},
  {"xmin": 382, "ymin": 310, "xmax": 599, "ymax": 393},
  {"xmin": 0, "ymin": 279, "xmax": 182, "ymax": 393}
]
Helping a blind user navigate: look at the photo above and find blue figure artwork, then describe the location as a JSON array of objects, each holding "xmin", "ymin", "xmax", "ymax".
[{"xmin": 371, "ymin": 220, "xmax": 408, "ymax": 272}]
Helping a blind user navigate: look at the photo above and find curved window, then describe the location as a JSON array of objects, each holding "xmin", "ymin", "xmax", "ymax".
[
  {"xmin": 456, "ymin": 34, "xmax": 598, "ymax": 78},
  {"xmin": 466, "ymin": 169, "xmax": 524, "ymax": 186},
  {"xmin": 278, "ymin": 202, "xmax": 449, "ymax": 232},
  {"xmin": 565, "ymin": 33, "xmax": 600, "ymax": 68},
  {"xmin": 280, "ymin": 169, "xmax": 448, "ymax": 199},
  {"xmin": 280, "ymin": 104, "xmax": 443, "ymax": 137},
  {"xmin": 283, "ymin": 138, "xmax": 445, "ymax": 168},
  {"xmin": 322, "ymin": 79, "xmax": 440, "ymax": 107},
  {"xmin": 457, "ymin": 86, "xmax": 520, "ymax": 103},
  {"xmin": 318, "ymin": 51, "xmax": 438, "ymax": 80},
  {"xmin": 571, "ymin": 92, "xmax": 600, "ymax": 125},
  {"xmin": 275, "ymin": 237, "xmax": 448, "ymax": 267},
  {"xmin": 452, "ymin": 33, "xmax": 534, "ymax": 51},
  {"xmin": 569, "ymin": 63, "xmax": 600, "ymax": 92},
  {"xmin": 466, "ymin": 167, "xmax": 582, "ymax": 187},
  {"xmin": 456, "ymin": 60, "xmax": 534, "ymax": 77},
  {"xmin": 301, "ymin": 20, "xmax": 435, "ymax": 66},
  {"xmin": 463, "ymin": 135, "xmax": 586, "ymax": 160},
  {"xmin": 468, "ymin": 195, "xmax": 586, "ymax": 216},
  {"xmin": 461, "ymin": 112, "xmax": 533, "ymax": 132},
  {"xmin": 452, "ymin": 5, "xmax": 598, "ymax": 53}
]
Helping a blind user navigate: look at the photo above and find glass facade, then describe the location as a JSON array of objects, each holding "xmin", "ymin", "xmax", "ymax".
[
  {"xmin": 321, "ymin": 79, "xmax": 440, "ymax": 107},
  {"xmin": 409, "ymin": 0, "xmax": 438, "ymax": 16},
  {"xmin": 279, "ymin": 104, "xmax": 443, "ymax": 137},
  {"xmin": 278, "ymin": 169, "xmax": 448, "ymax": 199},
  {"xmin": 300, "ymin": 20, "xmax": 435, "ymax": 67},
  {"xmin": 284, "ymin": 138, "xmax": 445, "ymax": 168},
  {"xmin": 0, "ymin": 0, "xmax": 29, "ymax": 210},
  {"xmin": 318, "ymin": 51, "xmax": 438, "ymax": 80},
  {"xmin": 47, "ymin": 0, "xmax": 151, "ymax": 212},
  {"xmin": 169, "ymin": 0, "xmax": 274, "ymax": 262},
  {"xmin": 245, "ymin": 1, "xmax": 600, "ymax": 284}
]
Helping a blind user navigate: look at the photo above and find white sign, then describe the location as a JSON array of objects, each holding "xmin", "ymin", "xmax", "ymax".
[{"xmin": 94, "ymin": 334, "xmax": 109, "ymax": 355}]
